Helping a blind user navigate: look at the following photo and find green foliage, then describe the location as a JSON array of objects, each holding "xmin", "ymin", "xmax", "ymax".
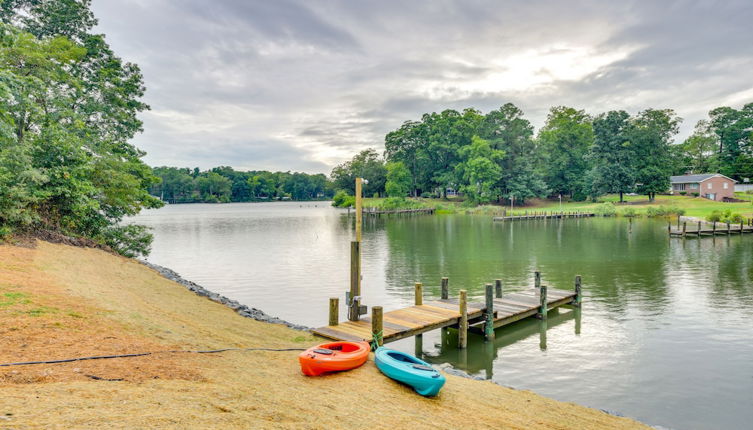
[
  {"xmin": 707, "ymin": 209, "xmax": 745, "ymax": 224},
  {"xmin": 632, "ymin": 109, "xmax": 681, "ymax": 201},
  {"xmin": 385, "ymin": 161, "xmax": 411, "ymax": 197},
  {"xmin": 537, "ymin": 106, "xmax": 594, "ymax": 198},
  {"xmin": 330, "ymin": 149, "xmax": 386, "ymax": 197},
  {"xmin": 150, "ymin": 166, "xmax": 333, "ymax": 203},
  {"xmin": 0, "ymin": 11, "xmax": 162, "ymax": 256},
  {"xmin": 590, "ymin": 111, "xmax": 635, "ymax": 202},
  {"xmin": 709, "ymin": 103, "xmax": 753, "ymax": 181},
  {"xmin": 646, "ymin": 206, "xmax": 685, "ymax": 217},
  {"xmin": 620, "ymin": 207, "xmax": 639, "ymax": 217},
  {"xmin": 594, "ymin": 202, "xmax": 617, "ymax": 217},
  {"xmin": 99, "ymin": 224, "xmax": 153, "ymax": 258},
  {"xmin": 455, "ymin": 136, "xmax": 504, "ymax": 204},
  {"xmin": 331, "ymin": 190, "xmax": 354, "ymax": 208}
]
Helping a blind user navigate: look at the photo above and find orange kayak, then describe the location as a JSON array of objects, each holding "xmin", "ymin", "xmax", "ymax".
[{"xmin": 298, "ymin": 341, "xmax": 370, "ymax": 376}]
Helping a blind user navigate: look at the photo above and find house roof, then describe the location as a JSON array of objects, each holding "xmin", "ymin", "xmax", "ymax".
[{"xmin": 670, "ymin": 173, "xmax": 737, "ymax": 184}]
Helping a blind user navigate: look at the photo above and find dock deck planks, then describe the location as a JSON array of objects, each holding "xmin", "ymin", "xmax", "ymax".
[{"xmin": 312, "ymin": 288, "xmax": 577, "ymax": 344}]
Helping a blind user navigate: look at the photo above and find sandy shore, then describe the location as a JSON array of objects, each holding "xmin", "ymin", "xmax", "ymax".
[{"xmin": 0, "ymin": 241, "xmax": 651, "ymax": 429}]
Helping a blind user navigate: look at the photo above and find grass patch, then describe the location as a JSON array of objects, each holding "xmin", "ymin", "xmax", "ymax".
[
  {"xmin": 0, "ymin": 291, "xmax": 30, "ymax": 307},
  {"xmin": 25, "ymin": 306, "xmax": 58, "ymax": 317}
]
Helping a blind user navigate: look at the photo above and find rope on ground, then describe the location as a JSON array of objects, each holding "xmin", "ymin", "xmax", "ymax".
[{"xmin": 0, "ymin": 347, "xmax": 307, "ymax": 367}]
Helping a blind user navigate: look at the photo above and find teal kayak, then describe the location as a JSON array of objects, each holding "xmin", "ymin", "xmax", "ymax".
[{"xmin": 374, "ymin": 347, "xmax": 446, "ymax": 396}]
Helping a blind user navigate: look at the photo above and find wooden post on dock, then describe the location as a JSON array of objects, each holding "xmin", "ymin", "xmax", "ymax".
[
  {"xmin": 667, "ymin": 221, "xmax": 671, "ymax": 235},
  {"xmin": 458, "ymin": 290, "xmax": 468, "ymax": 349},
  {"xmin": 495, "ymin": 279, "xmax": 502, "ymax": 298},
  {"xmin": 441, "ymin": 277, "xmax": 449, "ymax": 300},
  {"xmin": 348, "ymin": 241, "xmax": 361, "ymax": 321},
  {"xmin": 741, "ymin": 221, "xmax": 744, "ymax": 233},
  {"xmin": 697, "ymin": 221, "xmax": 701, "ymax": 235},
  {"xmin": 414, "ymin": 282, "xmax": 423, "ymax": 306},
  {"xmin": 484, "ymin": 284, "xmax": 495, "ymax": 341},
  {"xmin": 371, "ymin": 306, "xmax": 383, "ymax": 348},
  {"xmin": 534, "ymin": 271, "xmax": 541, "ymax": 290},
  {"xmin": 538, "ymin": 285, "xmax": 548, "ymax": 320},
  {"xmin": 573, "ymin": 275, "xmax": 582, "ymax": 307},
  {"xmin": 328, "ymin": 298, "xmax": 339, "ymax": 326},
  {"xmin": 727, "ymin": 222, "xmax": 731, "ymax": 235},
  {"xmin": 682, "ymin": 222, "xmax": 687, "ymax": 238},
  {"xmin": 713, "ymin": 222, "xmax": 716, "ymax": 235}
]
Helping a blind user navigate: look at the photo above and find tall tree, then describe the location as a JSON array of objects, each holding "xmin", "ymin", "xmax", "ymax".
[
  {"xmin": 479, "ymin": 103, "xmax": 546, "ymax": 202},
  {"xmin": 385, "ymin": 161, "xmax": 412, "ymax": 198},
  {"xmin": 537, "ymin": 106, "xmax": 594, "ymax": 200},
  {"xmin": 455, "ymin": 136, "xmax": 504, "ymax": 204},
  {"xmin": 675, "ymin": 120, "xmax": 718, "ymax": 174},
  {"xmin": 591, "ymin": 111, "xmax": 635, "ymax": 202},
  {"xmin": 330, "ymin": 149, "xmax": 387, "ymax": 196},
  {"xmin": 630, "ymin": 109, "xmax": 681, "ymax": 201},
  {"xmin": 0, "ymin": 1, "xmax": 161, "ymax": 256},
  {"xmin": 708, "ymin": 103, "xmax": 753, "ymax": 181}
]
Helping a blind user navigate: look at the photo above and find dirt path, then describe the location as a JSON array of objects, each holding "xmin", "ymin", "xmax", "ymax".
[{"xmin": 0, "ymin": 241, "xmax": 651, "ymax": 429}]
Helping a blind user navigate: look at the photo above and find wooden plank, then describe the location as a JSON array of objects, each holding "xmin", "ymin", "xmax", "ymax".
[
  {"xmin": 362, "ymin": 317, "xmax": 411, "ymax": 332},
  {"xmin": 312, "ymin": 326, "xmax": 366, "ymax": 342}
]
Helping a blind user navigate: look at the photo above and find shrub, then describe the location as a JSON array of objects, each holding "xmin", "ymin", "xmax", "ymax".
[
  {"xmin": 679, "ymin": 191, "xmax": 687, "ymax": 196},
  {"xmin": 706, "ymin": 211, "xmax": 722, "ymax": 223},
  {"xmin": 100, "ymin": 225, "xmax": 154, "ymax": 258},
  {"xmin": 420, "ymin": 191, "xmax": 434, "ymax": 198},
  {"xmin": 620, "ymin": 208, "xmax": 639, "ymax": 217},
  {"xmin": 646, "ymin": 205, "xmax": 685, "ymax": 217},
  {"xmin": 594, "ymin": 202, "xmax": 617, "ymax": 217},
  {"xmin": 332, "ymin": 190, "xmax": 354, "ymax": 208},
  {"xmin": 691, "ymin": 192, "xmax": 699, "ymax": 197}
]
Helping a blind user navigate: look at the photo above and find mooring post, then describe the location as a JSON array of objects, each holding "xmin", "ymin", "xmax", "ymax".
[
  {"xmin": 495, "ymin": 279, "xmax": 502, "ymax": 298},
  {"xmin": 441, "ymin": 277, "xmax": 449, "ymax": 300},
  {"xmin": 329, "ymin": 297, "xmax": 339, "ymax": 326},
  {"xmin": 348, "ymin": 240, "xmax": 361, "ymax": 321},
  {"xmin": 682, "ymin": 222, "xmax": 687, "ymax": 238},
  {"xmin": 740, "ymin": 221, "xmax": 744, "ymax": 233},
  {"xmin": 534, "ymin": 271, "xmax": 541, "ymax": 290},
  {"xmin": 697, "ymin": 220, "xmax": 701, "ymax": 235},
  {"xmin": 667, "ymin": 221, "xmax": 671, "ymax": 235},
  {"xmin": 713, "ymin": 222, "xmax": 716, "ymax": 235},
  {"xmin": 677, "ymin": 216, "xmax": 681, "ymax": 228},
  {"xmin": 484, "ymin": 284, "xmax": 495, "ymax": 341},
  {"xmin": 538, "ymin": 285, "xmax": 548, "ymax": 320},
  {"xmin": 727, "ymin": 221, "xmax": 731, "ymax": 235},
  {"xmin": 371, "ymin": 306, "xmax": 383, "ymax": 348},
  {"xmin": 458, "ymin": 289, "xmax": 468, "ymax": 349},
  {"xmin": 414, "ymin": 282, "xmax": 423, "ymax": 306},
  {"xmin": 573, "ymin": 275, "xmax": 582, "ymax": 307}
]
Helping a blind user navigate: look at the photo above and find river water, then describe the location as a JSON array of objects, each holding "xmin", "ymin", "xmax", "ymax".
[{"xmin": 131, "ymin": 202, "xmax": 753, "ymax": 430}]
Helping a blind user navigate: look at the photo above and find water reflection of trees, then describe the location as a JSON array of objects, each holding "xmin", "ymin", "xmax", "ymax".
[{"xmin": 383, "ymin": 217, "xmax": 671, "ymax": 318}]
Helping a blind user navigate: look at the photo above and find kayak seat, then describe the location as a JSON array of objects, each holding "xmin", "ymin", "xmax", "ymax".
[
  {"xmin": 411, "ymin": 364, "xmax": 433, "ymax": 371},
  {"xmin": 313, "ymin": 348, "xmax": 334, "ymax": 355}
]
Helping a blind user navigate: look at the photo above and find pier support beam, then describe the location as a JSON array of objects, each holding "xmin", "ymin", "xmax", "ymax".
[
  {"xmin": 495, "ymin": 279, "xmax": 502, "ymax": 298},
  {"xmin": 484, "ymin": 284, "xmax": 495, "ymax": 341},
  {"xmin": 328, "ymin": 297, "xmax": 339, "ymax": 326},
  {"xmin": 348, "ymin": 240, "xmax": 361, "ymax": 321},
  {"xmin": 441, "ymin": 277, "xmax": 449, "ymax": 300},
  {"xmin": 458, "ymin": 290, "xmax": 468, "ymax": 349},
  {"xmin": 538, "ymin": 285, "xmax": 548, "ymax": 320},
  {"xmin": 371, "ymin": 306, "xmax": 383, "ymax": 348},
  {"xmin": 414, "ymin": 282, "xmax": 423, "ymax": 306},
  {"xmin": 573, "ymin": 275, "xmax": 582, "ymax": 307}
]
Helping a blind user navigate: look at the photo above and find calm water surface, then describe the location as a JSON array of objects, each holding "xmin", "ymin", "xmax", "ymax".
[{"xmin": 131, "ymin": 202, "xmax": 753, "ymax": 430}]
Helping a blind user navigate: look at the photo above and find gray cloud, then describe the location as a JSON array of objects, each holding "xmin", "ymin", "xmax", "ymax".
[{"xmin": 92, "ymin": 0, "xmax": 753, "ymax": 174}]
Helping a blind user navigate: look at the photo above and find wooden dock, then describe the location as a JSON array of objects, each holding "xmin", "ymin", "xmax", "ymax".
[
  {"xmin": 669, "ymin": 220, "xmax": 753, "ymax": 237},
  {"xmin": 313, "ymin": 275, "xmax": 581, "ymax": 348},
  {"xmin": 493, "ymin": 211, "xmax": 594, "ymax": 221}
]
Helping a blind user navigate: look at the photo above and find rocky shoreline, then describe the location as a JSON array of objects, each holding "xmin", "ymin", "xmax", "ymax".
[{"xmin": 139, "ymin": 260, "xmax": 310, "ymax": 331}]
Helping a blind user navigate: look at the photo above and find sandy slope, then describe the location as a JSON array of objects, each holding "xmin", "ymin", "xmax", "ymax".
[{"xmin": 0, "ymin": 241, "xmax": 650, "ymax": 429}]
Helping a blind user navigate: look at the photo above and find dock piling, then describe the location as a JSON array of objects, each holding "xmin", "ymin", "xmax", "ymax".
[
  {"xmin": 538, "ymin": 285, "xmax": 548, "ymax": 320},
  {"xmin": 328, "ymin": 298, "xmax": 339, "ymax": 326},
  {"xmin": 441, "ymin": 277, "xmax": 449, "ymax": 300},
  {"xmin": 484, "ymin": 284, "xmax": 495, "ymax": 341},
  {"xmin": 414, "ymin": 282, "xmax": 423, "ymax": 306},
  {"xmin": 534, "ymin": 271, "xmax": 541, "ymax": 290},
  {"xmin": 458, "ymin": 290, "xmax": 468, "ymax": 349},
  {"xmin": 573, "ymin": 275, "xmax": 582, "ymax": 307},
  {"xmin": 495, "ymin": 279, "xmax": 502, "ymax": 298},
  {"xmin": 371, "ymin": 306, "xmax": 383, "ymax": 348}
]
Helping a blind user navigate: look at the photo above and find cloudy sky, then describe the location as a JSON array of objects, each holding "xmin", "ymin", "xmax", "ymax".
[{"xmin": 92, "ymin": 0, "xmax": 753, "ymax": 174}]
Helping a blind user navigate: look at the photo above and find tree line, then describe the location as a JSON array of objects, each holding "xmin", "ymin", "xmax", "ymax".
[
  {"xmin": 331, "ymin": 103, "xmax": 753, "ymax": 203},
  {"xmin": 150, "ymin": 166, "xmax": 334, "ymax": 203}
]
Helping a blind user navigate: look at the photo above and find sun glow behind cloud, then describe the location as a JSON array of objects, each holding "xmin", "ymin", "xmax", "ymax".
[{"xmin": 419, "ymin": 45, "xmax": 636, "ymax": 99}]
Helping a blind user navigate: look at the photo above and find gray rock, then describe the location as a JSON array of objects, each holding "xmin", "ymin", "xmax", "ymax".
[{"xmin": 139, "ymin": 260, "xmax": 311, "ymax": 332}]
